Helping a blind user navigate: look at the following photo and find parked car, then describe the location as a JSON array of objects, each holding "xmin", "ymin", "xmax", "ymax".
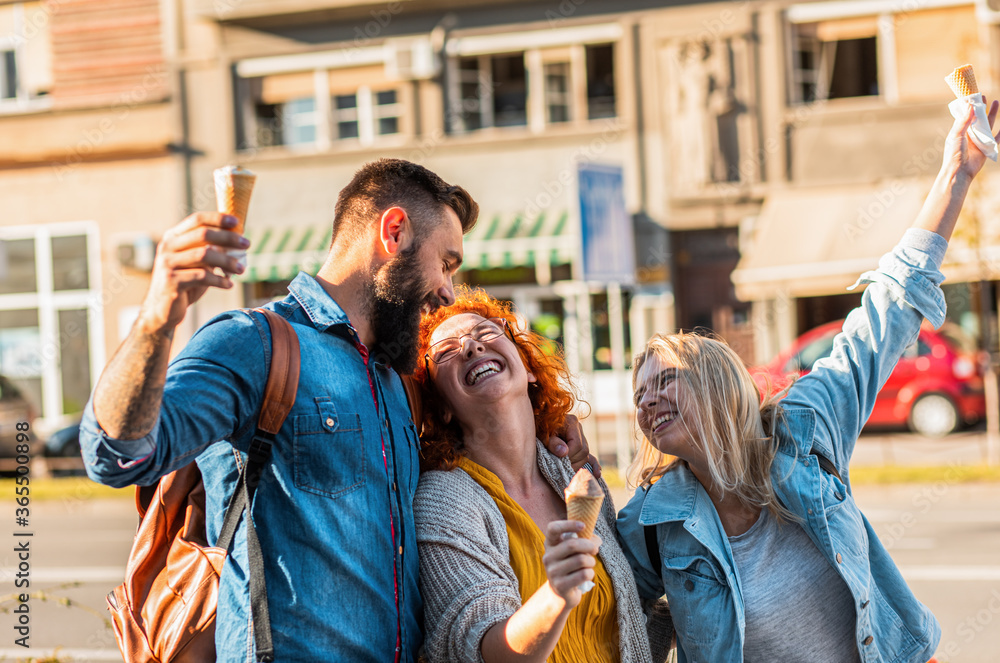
[
  {"xmin": 0, "ymin": 375, "xmax": 37, "ymax": 458},
  {"xmin": 44, "ymin": 422, "xmax": 85, "ymax": 475},
  {"xmin": 752, "ymin": 320, "xmax": 986, "ymax": 437}
]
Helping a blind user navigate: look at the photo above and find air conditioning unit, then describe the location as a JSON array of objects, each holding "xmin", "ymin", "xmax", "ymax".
[
  {"xmin": 117, "ymin": 234, "xmax": 156, "ymax": 272},
  {"xmin": 385, "ymin": 38, "xmax": 439, "ymax": 80}
]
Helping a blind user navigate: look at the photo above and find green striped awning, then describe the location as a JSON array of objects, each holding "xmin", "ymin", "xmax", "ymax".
[
  {"xmin": 239, "ymin": 225, "xmax": 332, "ymax": 282},
  {"xmin": 238, "ymin": 211, "xmax": 576, "ymax": 281},
  {"xmin": 461, "ymin": 210, "xmax": 575, "ymax": 271}
]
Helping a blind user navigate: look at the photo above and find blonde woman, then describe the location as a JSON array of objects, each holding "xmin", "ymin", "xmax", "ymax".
[{"xmin": 617, "ymin": 101, "xmax": 998, "ymax": 663}]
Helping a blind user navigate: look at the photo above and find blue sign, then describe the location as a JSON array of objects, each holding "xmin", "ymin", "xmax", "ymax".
[{"xmin": 578, "ymin": 164, "xmax": 635, "ymax": 283}]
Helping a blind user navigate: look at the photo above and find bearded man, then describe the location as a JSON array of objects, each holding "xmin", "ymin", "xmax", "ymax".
[{"xmin": 80, "ymin": 160, "xmax": 589, "ymax": 662}]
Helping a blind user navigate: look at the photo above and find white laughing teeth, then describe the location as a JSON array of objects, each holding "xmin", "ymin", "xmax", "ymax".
[
  {"xmin": 653, "ymin": 413, "xmax": 676, "ymax": 427},
  {"xmin": 467, "ymin": 361, "xmax": 502, "ymax": 386}
]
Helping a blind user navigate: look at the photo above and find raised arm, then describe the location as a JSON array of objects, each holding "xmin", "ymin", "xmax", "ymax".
[
  {"xmin": 783, "ymin": 99, "xmax": 999, "ymax": 475},
  {"xmin": 913, "ymin": 97, "xmax": 998, "ymax": 241},
  {"xmin": 92, "ymin": 212, "xmax": 247, "ymax": 440}
]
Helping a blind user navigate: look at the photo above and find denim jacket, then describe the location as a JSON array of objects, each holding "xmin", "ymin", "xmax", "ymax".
[
  {"xmin": 618, "ymin": 229, "xmax": 946, "ymax": 663},
  {"xmin": 81, "ymin": 273, "xmax": 423, "ymax": 662}
]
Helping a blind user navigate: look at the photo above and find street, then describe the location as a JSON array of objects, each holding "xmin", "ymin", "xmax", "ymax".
[{"xmin": 0, "ymin": 442, "xmax": 997, "ymax": 662}]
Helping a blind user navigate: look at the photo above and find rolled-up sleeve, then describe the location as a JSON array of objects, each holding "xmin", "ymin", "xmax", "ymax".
[
  {"xmin": 80, "ymin": 310, "xmax": 269, "ymax": 487},
  {"xmin": 783, "ymin": 228, "xmax": 949, "ymax": 475}
]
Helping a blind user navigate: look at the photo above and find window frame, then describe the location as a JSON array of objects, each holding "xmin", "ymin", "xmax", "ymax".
[
  {"xmin": 238, "ymin": 70, "xmax": 407, "ymax": 152},
  {"xmin": 786, "ymin": 8, "xmax": 898, "ymax": 107},
  {"xmin": 0, "ymin": 222, "xmax": 104, "ymax": 426},
  {"xmin": 0, "ymin": 2, "xmax": 53, "ymax": 114},
  {"xmin": 446, "ymin": 41, "xmax": 618, "ymax": 135}
]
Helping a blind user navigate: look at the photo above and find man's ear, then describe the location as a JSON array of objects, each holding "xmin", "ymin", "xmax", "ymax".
[{"xmin": 379, "ymin": 207, "xmax": 410, "ymax": 256}]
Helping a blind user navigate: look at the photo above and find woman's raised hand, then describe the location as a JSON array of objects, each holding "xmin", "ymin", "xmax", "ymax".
[
  {"xmin": 945, "ymin": 95, "xmax": 999, "ymax": 183},
  {"xmin": 543, "ymin": 520, "xmax": 601, "ymax": 609}
]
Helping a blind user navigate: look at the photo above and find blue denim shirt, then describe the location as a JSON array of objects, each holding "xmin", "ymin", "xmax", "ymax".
[
  {"xmin": 618, "ymin": 229, "xmax": 946, "ymax": 663},
  {"xmin": 81, "ymin": 273, "xmax": 423, "ymax": 662}
]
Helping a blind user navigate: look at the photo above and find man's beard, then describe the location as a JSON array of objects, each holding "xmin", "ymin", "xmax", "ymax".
[{"xmin": 365, "ymin": 243, "xmax": 439, "ymax": 374}]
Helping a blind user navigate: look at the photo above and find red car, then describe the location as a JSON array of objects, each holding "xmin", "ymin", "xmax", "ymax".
[{"xmin": 752, "ymin": 320, "xmax": 986, "ymax": 437}]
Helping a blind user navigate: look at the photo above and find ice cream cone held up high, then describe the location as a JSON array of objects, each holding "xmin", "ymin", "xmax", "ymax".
[
  {"xmin": 945, "ymin": 65, "xmax": 978, "ymax": 99},
  {"xmin": 214, "ymin": 165, "xmax": 256, "ymax": 235},
  {"xmin": 564, "ymin": 468, "xmax": 604, "ymax": 539},
  {"xmin": 944, "ymin": 64, "xmax": 999, "ymax": 162}
]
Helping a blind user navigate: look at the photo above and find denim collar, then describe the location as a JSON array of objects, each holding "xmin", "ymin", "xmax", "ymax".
[
  {"xmin": 638, "ymin": 463, "xmax": 704, "ymax": 526},
  {"xmin": 287, "ymin": 272, "xmax": 353, "ymax": 332}
]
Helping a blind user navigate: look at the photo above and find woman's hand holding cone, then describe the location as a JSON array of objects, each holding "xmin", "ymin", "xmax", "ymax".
[{"xmin": 543, "ymin": 520, "xmax": 601, "ymax": 608}]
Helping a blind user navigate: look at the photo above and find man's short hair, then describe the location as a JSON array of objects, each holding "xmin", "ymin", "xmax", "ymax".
[{"xmin": 332, "ymin": 159, "xmax": 478, "ymax": 244}]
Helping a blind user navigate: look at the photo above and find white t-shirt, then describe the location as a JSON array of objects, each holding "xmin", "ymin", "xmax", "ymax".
[{"xmin": 728, "ymin": 507, "xmax": 862, "ymax": 663}]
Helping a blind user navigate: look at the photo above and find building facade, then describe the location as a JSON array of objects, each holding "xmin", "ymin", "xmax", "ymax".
[{"xmin": 3, "ymin": 0, "xmax": 999, "ymax": 457}]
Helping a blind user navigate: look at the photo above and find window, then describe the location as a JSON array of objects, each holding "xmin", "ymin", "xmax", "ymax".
[
  {"xmin": 491, "ymin": 55, "xmax": 527, "ymax": 127},
  {"xmin": 585, "ymin": 44, "xmax": 616, "ymax": 119},
  {"xmin": 333, "ymin": 94, "xmax": 359, "ymax": 140},
  {"xmin": 0, "ymin": 225, "xmax": 101, "ymax": 423},
  {"xmin": 282, "ymin": 98, "xmax": 318, "ymax": 146},
  {"xmin": 452, "ymin": 53, "xmax": 527, "ymax": 131},
  {"xmin": 544, "ymin": 63, "xmax": 570, "ymax": 124},
  {"xmin": 1, "ymin": 50, "xmax": 15, "ymax": 100},
  {"xmin": 239, "ymin": 70, "xmax": 405, "ymax": 150},
  {"xmin": 0, "ymin": 2, "xmax": 53, "ymax": 110},
  {"xmin": 790, "ymin": 21, "xmax": 879, "ymax": 103},
  {"xmin": 374, "ymin": 89, "xmax": 401, "ymax": 135},
  {"xmin": 448, "ymin": 42, "xmax": 617, "ymax": 134}
]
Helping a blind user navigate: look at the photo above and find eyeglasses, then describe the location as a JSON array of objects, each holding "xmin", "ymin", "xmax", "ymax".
[{"xmin": 424, "ymin": 318, "xmax": 514, "ymax": 370}]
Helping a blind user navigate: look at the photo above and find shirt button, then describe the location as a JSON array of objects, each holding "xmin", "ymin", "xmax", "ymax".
[
  {"xmin": 392, "ymin": 482, "xmax": 397, "ymax": 491},
  {"xmin": 836, "ymin": 553, "xmax": 843, "ymax": 563},
  {"xmin": 863, "ymin": 636, "xmax": 874, "ymax": 645},
  {"xmin": 325, "ymin": 417, "xmax": 335, "ymax": 427},
  {"xmin": 861, "ymin": 600, "xmax": 870, "ymax": 609},
  {"xmin": 834, "ymin": 492, "xmax": 844, "ymax": 501},
  {"xmin": 807, "ymin": 508, "xmax": 813, "ymax": 515},
  {"xmin": 398, "ymin": 546, "xmax": 403, "ymax": 555},
  {"xmin": 684, "ymin": 579, "xmax": 695, "ymax": 591}
]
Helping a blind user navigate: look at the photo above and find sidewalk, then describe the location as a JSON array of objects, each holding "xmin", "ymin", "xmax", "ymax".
[{"xmin": 853, "ymin": 428, "xmax": 998, "ymax": 467}]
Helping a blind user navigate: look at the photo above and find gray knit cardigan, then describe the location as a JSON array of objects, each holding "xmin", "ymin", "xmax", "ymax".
[{"xmin": 414, "ymin": 441, "xmax": 673, "ymax": 663}]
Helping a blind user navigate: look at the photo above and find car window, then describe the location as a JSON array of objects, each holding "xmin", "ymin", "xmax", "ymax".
[
  {"xmin": 785, "ymin": 334, "xmax": 837, "ymax": 373},
  {"xmin": 0, "ymin": 376, "xmax": 22, "ymax": 402},
  {"xmin": 901, "ymin": 340, "xmax": 929, "ymax": 358}
]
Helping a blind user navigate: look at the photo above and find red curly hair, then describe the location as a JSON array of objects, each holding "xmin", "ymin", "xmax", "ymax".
[{"xmin": 413, "ymin": 286, "xmax": 577, "ymax": 472}]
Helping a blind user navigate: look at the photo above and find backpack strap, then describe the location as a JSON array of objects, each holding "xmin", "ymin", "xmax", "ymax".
[
  {"xmin": 644, "ymin": 523, "xmax": 661, "ymax": 575},
  {"xmin": 216, "ymin": 308, "xmax": 299, "ymax": 663},
  {"xmin": 816, "ymin": 453, "xmax": 842, "ymax": 482}
]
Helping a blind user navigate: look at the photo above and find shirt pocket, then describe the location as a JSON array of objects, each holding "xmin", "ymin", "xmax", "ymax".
[
  {"xmin": 292, "ymin": 399, "xmax": 365, "ymax": 499},
  {"xmin": 661, "ymin": 555, "xmax": 728, "ymax": 648}
]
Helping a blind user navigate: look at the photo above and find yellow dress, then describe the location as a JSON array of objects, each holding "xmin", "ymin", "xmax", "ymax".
[{"xmin": 457, "ymin": 456, "xmax": 620, "ymax": 663}]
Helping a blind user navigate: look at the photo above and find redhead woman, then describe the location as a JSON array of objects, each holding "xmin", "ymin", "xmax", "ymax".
[
  {"xmin": 412, "ymin": 289, "xmax": 672, "ymax": 663},
  {"xmin": 617, "ymin": 101, "xmax": 999, "ymax": 662}
]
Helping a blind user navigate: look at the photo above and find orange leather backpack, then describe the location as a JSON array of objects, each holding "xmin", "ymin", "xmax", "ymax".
[{"xmin": 107, "ymin": 308, "xmax": 299, "ymax": 663}]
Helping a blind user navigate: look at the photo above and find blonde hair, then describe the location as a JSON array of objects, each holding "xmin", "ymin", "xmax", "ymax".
[{"xmin": 627, "ymin": 332, "xmax": 797, "ymax": 523}]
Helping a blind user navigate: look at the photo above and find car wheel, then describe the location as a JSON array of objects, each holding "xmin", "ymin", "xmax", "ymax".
[{"xmin": 908, "ymin": 393, "xmax": 960, "ymax": 437}]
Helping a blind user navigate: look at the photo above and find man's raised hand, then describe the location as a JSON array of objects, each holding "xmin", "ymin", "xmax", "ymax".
[{"xmin": 139, "ymin": 213, "xmax": 250, "ymax": 333}]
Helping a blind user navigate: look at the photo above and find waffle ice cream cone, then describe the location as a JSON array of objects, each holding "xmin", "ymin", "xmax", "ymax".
[
  {"xmin": 214, "ymin": 165, "xmax": 256, "ymax": 235},
  {"xmin": 945, "ymin": 65, "xmax": 979, "ymax": 99},
  {"xmin": 944, "ymin": 64, "xmax": 999, "ymax": 162},
  {"xmin": 564, "ymin": 468, "xmax": 604, "ymax": 539}
]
